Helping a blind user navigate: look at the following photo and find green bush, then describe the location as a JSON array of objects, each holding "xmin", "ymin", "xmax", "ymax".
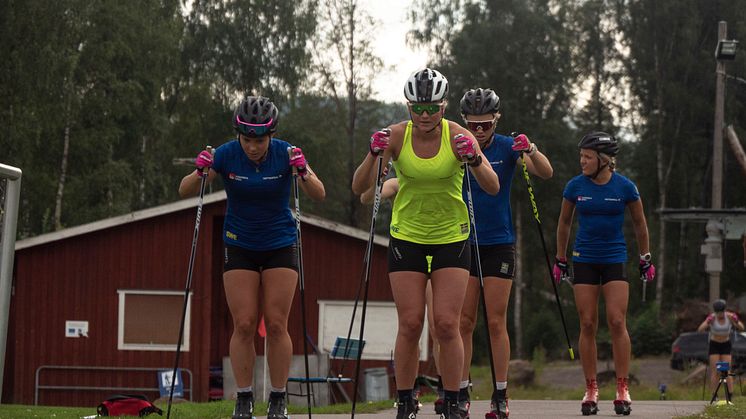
[{"xmin": 628, "ymin": 303, "xmax": 674, "ymax": 357}]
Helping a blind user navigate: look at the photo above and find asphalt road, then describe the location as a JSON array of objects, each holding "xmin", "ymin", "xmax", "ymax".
[{"xmin": 259, "ymin": 399, "xmax": 708, "ymax": 418}]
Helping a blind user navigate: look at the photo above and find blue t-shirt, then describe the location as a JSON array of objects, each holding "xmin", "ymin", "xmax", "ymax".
[
  {"xmin": 463, "ymin": 134, "xmax": 521, "ymax": 245},
  {"xmin": 211, "ymin": 138, "xmax": 296, "ymax": 251},
  {"xmin": 562, "ymin": 173, "xmax": 640, "ymax": 263}
]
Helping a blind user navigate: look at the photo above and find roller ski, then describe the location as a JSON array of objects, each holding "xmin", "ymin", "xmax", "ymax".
[
  {"xmin": 613, "ymin": 377, "xmax": 631, "ymax": 416},
  {"xmin": 485, "ymin": 389, "xmax": 509, "ymax": 419},
  {"xmin": 396, "ymin": 397, "xmax": 418, "ymax": 419},
  {"xmin": 458, "ymin": 397, "xmax": 471, "ymax": 418},
  {"xmin": 581, "ymin": 379, "xmax": 598, "ymax": 416},
  {"xmin": 232, "ymin": 391, "xmax": 255, "ymax": 419}
]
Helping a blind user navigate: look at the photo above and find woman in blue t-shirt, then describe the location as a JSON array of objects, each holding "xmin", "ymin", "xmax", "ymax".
[
  {"xmin": 553, "ymin": 132, "xmax": 655, "ymax": 416},
  {"xmin": 178, "ymin": 96, "xmax": 325, "ymax": 419}
]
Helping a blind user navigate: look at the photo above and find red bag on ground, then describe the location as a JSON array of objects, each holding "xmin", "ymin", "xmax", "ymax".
[{"xmin": 96, "ymin": 394, "xmax": 163, "ymax": 417}]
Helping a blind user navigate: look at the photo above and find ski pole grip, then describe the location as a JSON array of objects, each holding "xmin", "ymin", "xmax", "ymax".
[{"xmin": 200, "ymin": 145, "xmax": 213, "ymax": 176}]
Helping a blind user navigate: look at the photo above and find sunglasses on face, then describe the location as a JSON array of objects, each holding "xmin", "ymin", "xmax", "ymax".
[
  {"xmin": 236, "ymin": 115, "xmax": 273, "ymax": 137},
  {"xmin": 410, "ymin": 103, "xmax": 442, "ymax": 115},
  {"xmin": 465, "ymin": 119, "xmax": 495, "ymax": 131}
]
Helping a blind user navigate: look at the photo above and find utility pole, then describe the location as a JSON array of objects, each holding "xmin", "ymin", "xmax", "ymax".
[{"xmin": 705, "ymin": 21, "xmax": 728, "ymax": 302}]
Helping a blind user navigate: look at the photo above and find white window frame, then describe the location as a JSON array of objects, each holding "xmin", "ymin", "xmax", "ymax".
[
  {"xmin": 317, "ymin": 300, "xmax": 428, "ymax": 361},
  {"xmin": 117, "ymin": 289, "xmax": 191, "ymax": 351}
]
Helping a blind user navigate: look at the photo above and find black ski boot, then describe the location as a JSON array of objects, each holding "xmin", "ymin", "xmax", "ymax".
[
  {"xmin": 267, "ymin": 395, "xmax": 288, "ymax": 419},
  {"xmin": 232, "ymin": 391, "xmax": 254, "ymax": 419},
  {"xmin": 396, "ymin": 397, "xmax": 418, "ymax": 419},
  {"xmin": 441, "ymin": 399, "xmax": 461, "ymax": 419},
  {"xmin": 486, "ymin": 389, "xmax": 509, "ymax": 419}
]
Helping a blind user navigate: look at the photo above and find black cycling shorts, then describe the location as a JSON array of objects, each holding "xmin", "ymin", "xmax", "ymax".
[
  {"xmin": 224, "ymin": 243, "xmax": 298, "ymax": 273},
  {"xmin": 469, "ymin": 244, "xmax": 515, "ymax": 279},
  {"xmin": 388, "ymin": 237, "xmax": 470, "ymax": 274},
  {"xmin": 572, "ymin": 262, "xmax": 626, "ymax": 285},
  {"xmin": 709, "ymin": 339, "xmax": 732, "ymax": 355}
]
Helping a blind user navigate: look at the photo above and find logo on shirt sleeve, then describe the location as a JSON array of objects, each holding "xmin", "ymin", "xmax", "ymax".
[
  {"xmin": 228, "ymin": 173, "xmax": 248, "ymax": 181},
  {"xmin": 577, "ymin": 196, "xmax": 592, "ymax": 202}
]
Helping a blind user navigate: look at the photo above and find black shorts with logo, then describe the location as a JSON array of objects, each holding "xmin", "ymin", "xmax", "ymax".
[
  {"xmin": 388, "ymin": 237, "xmax": 471, "ymax": 274},
  {"xmin": 708, "ymin": 339, "xmax": 732, "ymax": 355},
  {"xmin": 224, "ymin": 243, "xmax": 298, "ymax": 273},
  {"xmin": 469, "ymin": 244, "xmax": 515, "ymax": 279},
  {"xmin": 572, "ymin": 262, "xmax": 626, "ymax": 285}
]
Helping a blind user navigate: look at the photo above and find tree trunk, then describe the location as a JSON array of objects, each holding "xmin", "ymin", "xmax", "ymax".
[
  {"xmin": 514, "ymin": 202, "xmax": 523, "ymax": 359},
  {"xmin": 53, "ymin": 122, "xmax": 70, "ymax": 231},
  {"xmin": 140, "ymin": 135, "xmax": 147, "ymax": 206}
]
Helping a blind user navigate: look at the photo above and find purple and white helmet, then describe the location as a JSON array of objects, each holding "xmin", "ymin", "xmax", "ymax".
[{"xmin": 404, "ymin": 68, "xmax": 449, "ymax": 103}]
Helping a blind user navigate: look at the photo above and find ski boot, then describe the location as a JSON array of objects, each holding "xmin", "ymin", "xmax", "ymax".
[
  {"xmin": 442, "ymin": 399, "xmax": 461, "ymax": 419},
  {"xmin": 613, "ymin": 377, "xmax": 631, "ymax": 416},
  {"xmin": 267, "ymin": 395, "xmax": 288, "ymax": 419},
  {"xmin": 396, "ymin": 397, "xmax": 418, "ymax": 419},
  {"xmin": 486, "ymin": 389, "xmax": 509, "ymax": 419},
  {"xmin": 581, "ymin": 378, "xmax": 599, "ymax": 416},
  {"xmin": 458, "ymin": 396, "xmax": 470, "ymax": 418},
  {"xmin": 434, "ymin": 382, "xmax": 445, "ymax": 415},
  {"xmin": 232, "ymin": 391, "xmax": 254, "ymax": 419}
]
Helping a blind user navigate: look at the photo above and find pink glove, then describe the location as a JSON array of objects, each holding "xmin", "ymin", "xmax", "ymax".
[
  {"xmin": 370, "ymin": 129, "xmax": 390, "ymax": 155},
  {"xmin": 552, "ymin": 257, "xmax": 570, "ymax": 284},
  {"xmin": 730, "ymin": 313, "xmax": 740, "ymax": 323},
  {"xmin": 455, "ymin": 134, "xmax": 477, "ymax": 163},
  {"xmin": 511, "ymin": 134, "xmax": 531, "ymax": 152},
  {"xmin": 707, "ymin": 313, "xmax": 715, "ymax": 323},
  {"xmin": 289, "ymin": 147, "xmax": 308, "ymax": 178},
  {"xmin": 639, "ymin": 257, "xmax": 655, "ymax": 282},
  {"xmin": 195, "ymin": 150, "xmax": 213, "ymax": 176}
]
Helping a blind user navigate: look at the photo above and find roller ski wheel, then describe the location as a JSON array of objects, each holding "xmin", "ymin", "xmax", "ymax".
[
  {"xmin": 441, "ymin": 399, "xmax": 461, "ymax": 419},
  {"xmin": 458, "ymin": 398, "xmax": 470, "ymax": 418},
  {"xmin": 613, "ymin": 400, "xmax": 631, "ymax": 416},
  {"xmin": 581, "ymin": 401, "xmax": 598, "ymax": 416}
]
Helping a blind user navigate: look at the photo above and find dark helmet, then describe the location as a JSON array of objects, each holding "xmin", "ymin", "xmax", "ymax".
[
  {"xmin": 404, "ymin": 68, "xmax": 449, "ymax": 103},
  {"xmin": 713, "ymin": 299, "xmax": 727, "ymax": 312},
  {"xmin": 460, "ymin": 88, "xmax": 500, "ymax": 115},
  {"xmin": 232, "ymin": 96, "xmax": 279, "ymax": 137},
  {"xmin": 578, "ymin": 131, "xmax": 619, "ymax": 156}
]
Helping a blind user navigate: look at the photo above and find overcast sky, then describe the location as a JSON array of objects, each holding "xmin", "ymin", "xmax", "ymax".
[{"xmin": 363, "ymin": 0, "xmax": 429, "ymax": 103}]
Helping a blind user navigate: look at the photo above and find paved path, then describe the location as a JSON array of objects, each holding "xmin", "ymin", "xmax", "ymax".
[{"xmin": 268, "ymin": 399, "xmax": 708, "ymax": 418}]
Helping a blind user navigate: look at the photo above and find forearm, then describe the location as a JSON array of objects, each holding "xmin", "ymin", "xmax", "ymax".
[
  {"xmin": 526, "ymin": 150, "xmax": 553, "ymax": 179},
  {"xmin": 178, "ymin": 170, "xmax": 206, "ymax": 198},
  {"xmin": 556, "ymin": 222, "xmax": 571, "ymax": 258},
  {"xmin": 468, "ymin": 156, "xmax": 499, "ymax": 195},
  {"xmin": 297, "ymin": 167, "xmax": 325, "ymax": 201},
  {"xmin": 351, "ymin": 153, "xmax": 378, "ymax": 195},
  {"xmin": 633, "ymin": 222, "xmax": 650, "ymax": 255}
]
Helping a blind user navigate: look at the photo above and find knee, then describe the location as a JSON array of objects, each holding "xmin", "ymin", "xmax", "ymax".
[
  {"xmin": 399, "ymin": 317, "xmax": 424, "ymax": 341},
  {"xmin": 435, "ymin": 318, "xmax": 460, "ymax": 341},
  {"xmin": 459, "ymin": 312, "xmax": 477, "ymax": 336},
  {"xmin": 607, "ymin": 316, "xmax": 627, "ymax": 334},
  {"xmin": 487, "ymin": 313, "xmax": 508, "ymax": 336},
  {"xmin": 579, "ymin": 318, "xmax": 597, "ymax": 335},
  {"xmin": 265, "ymin": 318, "xmax": 288, "ymax": 339},
  {"xmin": 233, "ymin": 319, "xmax": 258, "ymax": 340}
]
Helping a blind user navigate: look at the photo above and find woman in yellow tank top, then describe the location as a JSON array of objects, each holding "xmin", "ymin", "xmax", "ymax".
[{"xmin": 352, "ymin": 68, "xmax": 499, "ymax": 419}]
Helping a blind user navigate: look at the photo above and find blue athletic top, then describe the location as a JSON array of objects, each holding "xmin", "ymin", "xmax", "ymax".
[
  {"xmin": 211, "ymin": 138, "xmax": 296, "ymax": 251},
  {"xmin": 463, "ymin": 134, "xmax": 521, "ymax": 245},
  {"xmin": 562, "ymin": 173, "xmax": 640, "ymax": 263}
]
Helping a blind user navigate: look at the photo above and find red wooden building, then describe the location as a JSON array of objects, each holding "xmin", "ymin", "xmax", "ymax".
[{"xmin": 1, "ymin": 192, "xmax": 411, "ymax": 407}]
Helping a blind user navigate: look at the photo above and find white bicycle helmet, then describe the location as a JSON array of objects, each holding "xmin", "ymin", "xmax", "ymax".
[{"xmin": 404, "ymin": 68, "xmax": 449, "ymax": 103}]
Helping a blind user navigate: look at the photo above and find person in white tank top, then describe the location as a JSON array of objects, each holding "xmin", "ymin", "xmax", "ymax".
[{"xmin": 697, "ymin": 299, "xmax": 745, "ymax": 395}]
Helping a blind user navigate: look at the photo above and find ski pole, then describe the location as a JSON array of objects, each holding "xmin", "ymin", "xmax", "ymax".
[
  {"xmin": 460, "ymin": 137, "xmax": 498, "ymax": 393},
  {"xmin": 517, "ymin": 140, "xmax": 575, "ymax": 360},
  {"xmin": 351, "ymin": 131, "xmax": 388, "ymax": 418},
  {"xmin": 290, "ymin": 147, "xmax": 313, "ymax": 418},
  {"xmin": 642, "ymin": 278, "xmax": 647, "ymax": 302},
  {"xmin": 167, "ymin": 145, "xmax": 212, "ymax": 419}
]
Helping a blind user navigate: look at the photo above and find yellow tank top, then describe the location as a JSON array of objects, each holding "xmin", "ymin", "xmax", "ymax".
[{"xmin": 391, "ymin": 120, "xmax": 469, "ymax": 244}]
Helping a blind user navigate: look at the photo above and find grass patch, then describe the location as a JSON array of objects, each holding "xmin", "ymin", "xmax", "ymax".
[
  {"xmin": 676, "ymin": 396, "xmax": 746, "ymax": 418},
  {"xmin": 0, "ymin": 399, "xmax": 395, "ymax": 419}
]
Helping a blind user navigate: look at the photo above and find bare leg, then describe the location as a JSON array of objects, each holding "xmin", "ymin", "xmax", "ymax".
[
  {"xmin": 483, "ymin": 278, "xmax": 513, "ymax": 381},
  {"xmin": 224, "ymin": 269, "xmax": 261, "ymax": 388},
  {"xmin": 573, "ymin": 284, "xmax": 601, "ymax": 380},
  {"xmin": 261, "ymin": 268, "xmax": 298, "ymax": 388},
  {"xmin": 431, "ymin": 267, "xmax": 469, "ymax": 391},
  {"xmin": 602, "ymin": 281, "xmax": 630, "ymax": 378},
  {"xmin": 459, "ymin": 276, "xmax": 480, "ymax": 382},
  {"xmin": 390, "ymin": 272, "xmax": 428, "ymax": 390}
]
